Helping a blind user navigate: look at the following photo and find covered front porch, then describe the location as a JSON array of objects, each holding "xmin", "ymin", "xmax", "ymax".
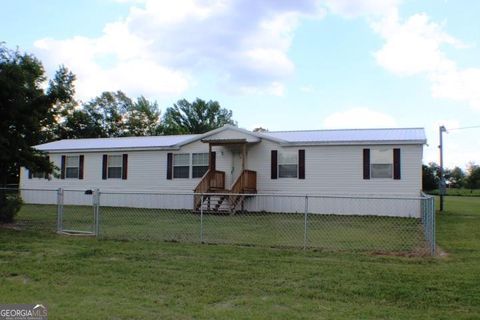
[{"xmin": 193, "ymin": 138, "xmax": 257, "ymax": 213}]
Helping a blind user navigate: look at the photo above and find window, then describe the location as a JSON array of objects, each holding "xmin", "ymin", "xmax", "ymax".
[
  {"xmin": 32, "ymin": 171, "xmax": 46, "ymax": 179},
  {"xmin": 371, "ymin": 148, "xmax": 393, "ymax": 179},
  {"xmin": 107, "ymin": 155, "xmax": 122, "ymax": 179},
  {"xmin": 173, "ymin": 153, "xmax": 190, "ymax": 178},
  {"xmin": 65, "ymin": 156, "xmax": 80, "ymax": 179},
  {"xmin": 278, "ymin": 152, "xmax": 298, "ymax": 178},
  {"xmin": 192, "ymin": 153, "xmax": 209, "ymax": 178}
]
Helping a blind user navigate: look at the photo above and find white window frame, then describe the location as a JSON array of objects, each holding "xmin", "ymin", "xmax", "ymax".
[
  {"xmin": 107, "ymin": 155, "xmax": 123, "ymax": 179},
  {"xmin": 278, "ymin": 152, "xmax": 298, "ymax": 178},
  {"xmin": 173, "ymin": 153, "xmax": 190, "ymax": 179},
  {"xmin": 192, "ymin": 153, "xmax": 209, "ymax": 179},
  {"xmin": 65, "ymin": 155, "xmax": 80, "ymax": 179},
  {"xmin": 370, "ymin": 148, "xmax": 393, "ymax": 179}
]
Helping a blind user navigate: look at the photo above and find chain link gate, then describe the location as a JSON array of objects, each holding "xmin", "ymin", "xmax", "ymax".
[{"xmin": 57, "ymin": 188, "xmax": 100, "ymax": 236}]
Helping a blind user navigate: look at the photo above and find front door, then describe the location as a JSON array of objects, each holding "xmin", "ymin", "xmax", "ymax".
[{"xmin": 230, "ymin": 150, "xmax": 242, "ymax": 187}]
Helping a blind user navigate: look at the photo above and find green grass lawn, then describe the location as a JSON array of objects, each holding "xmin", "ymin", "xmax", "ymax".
[
  {"xmin": 428, "ymin": 188, "xmax": 480, "ymax": 196},
  {"xmin": 0, "ymin": 196, "xmax": 479, "ymax": 319}
]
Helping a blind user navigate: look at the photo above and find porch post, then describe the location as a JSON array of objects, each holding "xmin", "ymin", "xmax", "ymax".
[
  {"xmin": 209, "ymin": 143, "xmax": 213, "ymax": 170},
  {"xmin": 242, "ymin": 143, "xmax": 246, "ymax": 190},
  {"xmin": 242, "ymin": 143, "xmax": 246, "ymax": 171}
]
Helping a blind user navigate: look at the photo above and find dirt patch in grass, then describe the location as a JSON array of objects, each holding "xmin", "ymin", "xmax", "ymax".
[{"xmin": 0, "ymin": 223, "xmax": 24, "ymax": 231}]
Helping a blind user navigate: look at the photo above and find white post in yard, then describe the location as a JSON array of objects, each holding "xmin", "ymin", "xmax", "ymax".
[
  {"xmin": 56, "ymin": 188, "xmax": 64, "ymax": 233},
  {"xmin": 438, "ymin": 125, "xmax": 447, "ymax": 212},
  {"xmin": 303, "ymin": 195, "xmax": 308, "ymax": 250}
]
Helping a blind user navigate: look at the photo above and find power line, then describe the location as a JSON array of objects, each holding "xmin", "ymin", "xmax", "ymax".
[{"xmin": 447, "ymin": 125, "xmax": 480, "ymax": 131}]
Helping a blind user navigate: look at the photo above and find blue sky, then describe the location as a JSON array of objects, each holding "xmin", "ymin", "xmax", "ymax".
[{"xmin": 1, "ymin": 0, "xmax": 479, "ymax": 168}]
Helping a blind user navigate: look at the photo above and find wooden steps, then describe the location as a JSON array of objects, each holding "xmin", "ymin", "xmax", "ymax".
[{"xmin": 193, "ymin": 169, "xmax": 257, "ymax": 214}]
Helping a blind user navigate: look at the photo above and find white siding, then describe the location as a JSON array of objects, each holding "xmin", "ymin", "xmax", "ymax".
[
  {"xmin": 20, "ymin": 135, "xmax": 424, "ymax": 217},
  {"xmin": 242, "ymin": 195, "xmax": 422, "ymax": 218},
  {"xmin": 247, "ymin": 140, "xmax": 422, "ymax": 196},
  {"xmin": 20, "ymin": 140, "xmax": 233, "ymax": 192}
]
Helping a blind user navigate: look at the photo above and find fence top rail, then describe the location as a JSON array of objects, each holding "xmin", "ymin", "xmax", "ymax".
[
  {"xmin": 196, "ymin": 193, "xmax": 431, "ymax": 200},
  {"xmin": 3, "ymin": 187, "xmax": 433, "ymax": 200},
  {"xmin": 100, "ymin": 190, "xmax": 195, "ymax": 196},
  {"xmin": 96, "ymin": 191, "xmax": 430, "ymax": 200},
  {"xmin": 0, "ymin": 187, "xmax": 59, "ymax": 192}
]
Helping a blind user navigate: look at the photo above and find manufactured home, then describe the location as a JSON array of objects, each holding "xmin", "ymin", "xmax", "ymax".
[{"xmin": 20, "ymin": 125, "xmax": 427, "ymax": 217}]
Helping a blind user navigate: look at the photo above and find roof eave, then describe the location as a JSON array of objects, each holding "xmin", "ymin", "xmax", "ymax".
[
  {"xmin": 279, "ymin": 139, "xmax": 427, "ymax": 147},
  {"xmin": 35, "ymin": 146, "xmax": 182, "ymax": 153}
]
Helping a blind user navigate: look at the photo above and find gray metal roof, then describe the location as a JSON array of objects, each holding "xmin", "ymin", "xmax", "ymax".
[
  {"xmin": 262, "ymin": 128, "xmax": 426, "ymax": 144},
  {"xmin": 35, "ymin": 126, "xmax": 426, "ymax": 152},
  {"xmin": 35, "ymin": 134, "xmax": 198, "ymax": 151}
]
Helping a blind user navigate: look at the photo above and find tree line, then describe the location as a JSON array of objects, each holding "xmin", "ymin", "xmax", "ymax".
[
  {"xmin": 422, "ymin": 162, "xmax": 480, "ymax": 191},
  {"xmin": 55, "ymin": 91, "xmax": 236, "ymax": 140}
]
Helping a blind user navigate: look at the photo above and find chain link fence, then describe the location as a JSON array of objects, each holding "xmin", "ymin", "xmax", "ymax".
[{"xmin": 3, "ymin": 188, "xmax": 436, "ymax": 255}]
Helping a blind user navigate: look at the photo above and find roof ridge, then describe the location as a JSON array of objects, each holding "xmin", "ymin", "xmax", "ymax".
[
  {"xmin": 265, "ymin": 127, "xmax": 424, "ymax": 133},
  {"xmin": 55, "ymin": 133, "xmax": 200, "ymax": 142}
]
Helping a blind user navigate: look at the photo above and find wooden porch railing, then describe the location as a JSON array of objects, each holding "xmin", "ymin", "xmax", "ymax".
[
  {"xmin": 228, "ymin": 170, "xmax": 257, "ymax": 212},
  {"xmin": 194, "ymin": 169, "xmax": 226, "ymax": 209}
]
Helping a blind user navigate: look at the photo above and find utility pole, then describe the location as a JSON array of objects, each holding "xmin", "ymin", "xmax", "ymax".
[{"xmin": 438, "ymin": 125, "xmax": 447, "ymax": 212}]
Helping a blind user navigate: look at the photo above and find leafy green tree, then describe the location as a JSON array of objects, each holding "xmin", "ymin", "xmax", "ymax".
[
  {"xmin": 62, "ymin": 91, "xmax": 133, "ymax": 138},
  {"xmin": 125, "ymin": 96, "xmax": 161, "ymax": 136},
  {"xmin": 61, "ymin": 109, "xmax": 105, "ymax": 139},
  {"xmin": 447, "ymin": 166, "xmax": 466, "ymax": 188},
  {"xmin": 85, "ymin": 91, "xmax": 132, "ymax": 137},
  {"xmin": 163, "ymin": 98, "xmax": 236, "ymax": 134},
  {"xmin": 0, "ymin": 44, "xmax": 74, "ymax": 186},
  {"xmin": 0, "ymin": 44, "xmax": 74, "ymax": 220},
  {"xmin": 43, "ymin": 65, "xmax": 77, "ymax": 141},
  {"xmin": 466, "ymin": 163, "xmax": 480, "ymax": 190},
  {"xmin": 422, "ymin": 163, "xmax": 439, "ymax": 191}
]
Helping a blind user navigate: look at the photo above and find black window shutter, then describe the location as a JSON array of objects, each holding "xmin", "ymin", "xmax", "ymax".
[
  {"xmin": 271, "ymin": 150, "xmax": 278, "ymax": 179},
  {"xmin": 298, "ymin": 149, "xmax": 305, "ymax": 179},
  {"xmin": 122, "ymin": 154, "xmax": 128, "ymax": 180},
  {"xmin": 211, "ymin": 151, "xmax": 216, "ymax": 171},
  {"xmin": 44, "ymin": 155, "xmax": 50, "ymax": 179},
  {"xmin": 28, "ymin": 169, "xmax": 32, "ymax": 179},
  {"xmin": 363, "ymin": 149, "xmax": 370, "ymax": 180},
  {"xmin": 79, "ymin": 155, "xmax": 84, "ymax": 180},
  {"xmin": 167, "ymin": 153, "xmax": 173, "ymax": 180},
  {"xmin": 102, "ymin": 155, "xmax": 108, "ymax": 180},
  {"xmin": 61, "ymin": 155, "xmax": 66, "ymax": 179},
  {"xmin": 393, "ymin": 148, "xmax": 401, "ymax": 180}
]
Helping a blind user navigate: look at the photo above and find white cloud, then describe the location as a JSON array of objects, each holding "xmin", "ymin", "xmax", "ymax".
[
  {"xmin": 236, "ymin": 82, "xmax": 285, "ymax": 96},
  {"xmin": 323, "ymin": 0, "xmax": 401, "ymax": 17},
  {"xmin": 34, "ymin": 25, "xmax": 189, "ymax": 100},
  {"xmin": 372, "ymin": 11, "xmax": 480, "ymax": 111},
  {"xmin": 33, "ymin": 0, "xmax": 325, "ymax": 100},
  {"xmin": 323, "ymin": 107, "xmax": 397, "ymax": 129},
  {"xmin": 373, "ymin": 13, "xmax": 459, "ymax": 76},
  {"xmin": 299, "ymin": 85, "xmax": 314, "ymax": 93},
  {"xmin": 430, "ymin": 68, "xmax": 480, "ymax": 111}
]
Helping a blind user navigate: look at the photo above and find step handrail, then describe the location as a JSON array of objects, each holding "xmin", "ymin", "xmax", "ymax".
[{"xmin": 193, "ymin": 169, "xmax": 226, "ymax": 209}]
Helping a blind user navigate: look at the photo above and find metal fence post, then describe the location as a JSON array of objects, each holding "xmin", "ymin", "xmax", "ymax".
[
  {"xmin": 93, "ymin": 189, "xmax": 100, "ymax": 237},
  {"xmin": 56, "ymin": 188, "xmax": 63, "ymax": 232},
  {"xmin": 422, "ymin": 197, "xmax": 427, "ymax": 241},
  {"xmin": 430, "ymin": 197, "xmax": 436, "ymax": 256},
  {"xmin": 200, "ymin": 194, "xmax": 204, "ymax": 243},
  {"xmin": 303, "ymin": 195, "xmax": 308, "ymax": 250}
]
